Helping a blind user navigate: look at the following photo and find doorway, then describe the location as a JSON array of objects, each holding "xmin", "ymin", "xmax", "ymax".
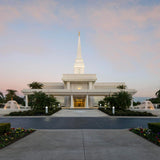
[{"xmin": 74, "ymin": 96, "xmax": 85, "ymax": 107}]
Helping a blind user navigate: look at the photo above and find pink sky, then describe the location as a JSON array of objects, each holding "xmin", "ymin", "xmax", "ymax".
[{"xmin": 0, "ymin": 0, "xmax": 160, "ymax": 97}]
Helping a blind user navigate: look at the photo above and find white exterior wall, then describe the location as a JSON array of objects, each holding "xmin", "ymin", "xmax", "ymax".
[{"xmin": 70, "ymin": 82, "xmax": 89, "ymax": 90}]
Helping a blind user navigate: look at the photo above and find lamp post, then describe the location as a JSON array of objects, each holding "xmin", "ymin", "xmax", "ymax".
[
  {"xmin": 112, "ymin": 106, "xmax": 115, "ymax": 115},
  {"xmin": 45, "ymin": 106, "xmax": 48, "ymax": 114}
]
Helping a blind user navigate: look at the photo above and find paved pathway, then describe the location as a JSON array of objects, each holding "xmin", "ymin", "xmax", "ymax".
[
  {"xmin": 0, "ymin": 129, "xmax": 159, "ymax": 160},
  {"xmin": 52, "ymin": 109, "xmax": 108, "ymax": 117}
]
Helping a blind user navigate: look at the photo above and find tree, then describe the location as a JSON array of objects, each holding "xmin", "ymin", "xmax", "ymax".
[
  {"xmin": 103, "ymin": 96, "xmax": 118, "ymax": 108},
  {"xmin": 5, "ymin": 89, "xmax": 17, "ymax": 101},
  {"xmin": 133, "ymin": 101, "xmax": 141, "ymax": 106},
  {"xmin": 0, "ymin": 91, "xmax": 4, "ymax": 103},
  {"xmin": 98, "ymin": 100, "xmax": 105, "ymax": 107},
  {"xmin": 98, "ymin": 91, "xmax": 132, "ymax": 110},
  {"xmin": 28, "ymin": 82, "xmax": 43, "ymax": 89},
  {"xmin": 31, "ymin": 92, "xmax": 58, "ymax": 110},
  {"xmin": 117, "ymin": 85, "xmax": 126, "ymax": 90},
  {"xmin": 114, "ymin": 91, "xmax": 132, "ymax": 110},
  {"xmin": 5, "ymin": 89, "xmax": 24, "ymax": 105},
  {"xmin": 155, "ymin": 89, "xmax": 160, "ymax": 99}
]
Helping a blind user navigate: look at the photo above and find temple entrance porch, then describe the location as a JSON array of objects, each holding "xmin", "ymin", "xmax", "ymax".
[{"xmin": 74, "ymin": 96, "xmax": 85, "ymax": 107}]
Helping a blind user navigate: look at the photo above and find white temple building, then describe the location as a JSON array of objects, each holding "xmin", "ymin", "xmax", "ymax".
[{"xmin": 22, "ymin": 33, "xmax": 137, "ymax": 108}]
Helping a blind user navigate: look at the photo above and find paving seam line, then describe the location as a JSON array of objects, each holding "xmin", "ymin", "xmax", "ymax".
[{"xmin": 81, "ymin": 130, "xmax": 86, "ymax": 160}]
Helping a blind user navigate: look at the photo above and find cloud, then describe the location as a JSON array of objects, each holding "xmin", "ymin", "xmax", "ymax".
[
  {"xmin": 86, "ymin": 3, "xmax": 160, "ymax": 75},
  {"xmin": 0, "ymin": 0, "xmax": 80, "ymax": 33},
  {"xmin": 0, "ymin": 0, "xmax": 160, "ymax": 76}
]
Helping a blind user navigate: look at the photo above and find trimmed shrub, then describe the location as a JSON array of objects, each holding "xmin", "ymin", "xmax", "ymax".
[
  {"xmin": 0, "ymin": 123, "xmax": 11, "ymax": 135},
  {"xmin": 7, "ymin": 107, "xmax": 61, "ymax": 116},
  {"xmin": 148, "ymin": 123, "xmax": 160, "ymax": 133},
  {"xmin": 99, "ymin": 107, "xmax": 154, "ymax": 116}
]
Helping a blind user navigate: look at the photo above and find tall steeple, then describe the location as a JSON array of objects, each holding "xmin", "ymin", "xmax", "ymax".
[{"xmin": 74, "ymin": 32, "xmax": 85, "ymax": 74}]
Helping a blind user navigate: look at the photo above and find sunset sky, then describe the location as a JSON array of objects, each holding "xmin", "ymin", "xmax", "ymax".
[{"xmin": 0, "ymin": 0, "xmax": 160, "ymax": 97}]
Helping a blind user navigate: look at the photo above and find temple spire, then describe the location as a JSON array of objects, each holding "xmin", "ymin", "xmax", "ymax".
[
  {"xmin": 77, "ymin": 32, "xmax": 82, "ymax": 59},
  {"xmin": 74, "ymin": 32, "xmax": 85, "ymax": 74}
]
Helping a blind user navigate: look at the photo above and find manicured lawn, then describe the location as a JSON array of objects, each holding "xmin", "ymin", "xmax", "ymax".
[
  {"xmin": 129, "ymin": 128, "xmax": 160, "ymax": 146},
  {"xmin": 0, "ymin": 128, "xmax": 35, "ymax": 149}
]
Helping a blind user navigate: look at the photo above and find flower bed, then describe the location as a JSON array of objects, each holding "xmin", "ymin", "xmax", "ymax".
[
  {"xmin": 0, "ymin": 128, "xmax": 35, "ymax": 149},
  {"xmin": 129, "ymin": 128, "xmax": 160, "ymax": 146}
]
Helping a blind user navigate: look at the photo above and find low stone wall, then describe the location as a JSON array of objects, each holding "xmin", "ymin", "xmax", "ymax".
[{"xmin": 0, "ymin": 108, "xmax": 30, "ymax": 116}]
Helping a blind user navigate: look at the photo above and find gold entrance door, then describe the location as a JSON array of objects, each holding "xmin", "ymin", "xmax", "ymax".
[{"xmin": 74, "ymin": 98, "xmax": 85, "ymax": 107}]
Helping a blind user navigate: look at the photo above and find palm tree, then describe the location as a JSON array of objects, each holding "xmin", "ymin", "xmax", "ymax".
[
  {"xmin": 5, "ymin": 89, "xmax": 17, "ymax": 101},
  {"xmin": 117, "ymin": 85, "xmax": 126, "ymax": 90},
  {"xmin": 7, "ymin": 89, "xmax": 17, "ymax": 97},
  {"xmin": 0, "ymin": 91, "xmax": 4, "ymax": 103},
  {"xmin": 155, "ymin": 89, "xmax": 160, "ymax": 99},
  {"xmin": 28, "ymin": 82, "xmax": 43, "ymax": 89},
  {"xmin": 114, "ymin": 91, "xmax": 132, "ymax": 110}
]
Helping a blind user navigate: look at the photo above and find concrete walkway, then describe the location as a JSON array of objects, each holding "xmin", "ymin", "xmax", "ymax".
[
  {"xmin": 52, "ymin": 109, "xmax": 108, "ymax": 117},
  {"xmin": 0, "ymin": 129, "xmax": 159, "ymax": 160}
]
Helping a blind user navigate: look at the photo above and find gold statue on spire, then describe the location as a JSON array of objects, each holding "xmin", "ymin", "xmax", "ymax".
[{"xmin": 78, "ymin": 32, "xmax": 80, "ymax": 36}]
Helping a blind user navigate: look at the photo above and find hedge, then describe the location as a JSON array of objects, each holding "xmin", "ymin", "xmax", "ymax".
[
  {"xmin": 0, "ymin": 123, "xmax": 11, "ymax": 135},
  {"xmin": 99, "ymin": 107, "xmax": 154, "ymax": 116},
  {"xmin": 8, "ymin": 107, "xmax": 61, "ymax": 116},
  {"xmin": 148, "ymin": 122, "xmax": 160, "ymax": 133}
]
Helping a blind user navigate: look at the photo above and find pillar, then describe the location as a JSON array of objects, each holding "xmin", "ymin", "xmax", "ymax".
[
  {"xmin": 25, "ymin": 95, "xmax": 28, "ymax": 108},
  {"xmin": 89, "ymin": 82, "xmax": 93, "ymax": 90},
  {"xmin": 70, "ymin": 95, "xmax": 73, "ymax": 108},
  {"xmin": 67, "ymin": 82, "xmax": 70, "ymax": 89},
  {"xmin": 130, "ymin": 99, "xmax": 133, "ymax": 109},
  {"xmin": 85, "ymin": 95, "xmax": 88, "ymax": 108},
  {"xmin": 145, "ymin": 101, "xmax": 148, "ymax": 110}
]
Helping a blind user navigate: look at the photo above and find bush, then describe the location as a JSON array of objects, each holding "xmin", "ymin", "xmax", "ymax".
[
  {"xmin": 99, "ymin": 107, "xmax": 154, "ymax": 116},
  {"xmin": 0, "ymin": 128, "xmax": 35, "ymax": 149},
  {"xmin": 130, "ymin": 128, "xmax": 160, "ymax": 146},
  {"xmin": 7, "ymin": 107, "xmax": 61, "ymax": 116},
  {"xmin": 0, "ymin": 123, "xmax": 11, "ymax": 135},
  {"xmin": 148, "ymin": 123, "xmax": 160, "ymax": 133}
]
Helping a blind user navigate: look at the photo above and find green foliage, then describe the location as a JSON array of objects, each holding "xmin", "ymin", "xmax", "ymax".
[
  {"xmin": 5, "ymin": 89, "xmax": 24, "ymax": 105},
  {"xmin": 0, "ymin": 92, "xmax": 4, "ymax": 103},
  {"xmin": 114, "ymin": 91, "xmax": 132, "ymax": 110},
  {"xmin": 133, "ymin": 101, "xmax": 141, "ymax": 106},
  {"xmin": 155, "ymin": 90, "xmax": 160, "ymax": 99},
  {"xmin": 0, "ymin": 123, "xmax": 11, "ymax": 135},
  {"xmin": 99, "ymin": 107, "xmax": 154, "ymax": 116},
  {"xmin": 0, "ymin": 128, "xmax": 35, "ymax": 149},
  {"xmin": 98, "ymin": 91, "xmax": 132, "ymax": 110},
  {"xmin": 29, "ymin": 92, "xmax": 58, "ymax": 111},
  {"xmin": 148, "ymin": 123, "xmax": 160, "ymax": 133},
  {"xmin": 117, "ymin": 85, "xmax": 126, "ymax": 90},
  {"xmin": 149, "ymin": 98, "xmax": 160, "ymax": 103},
  {"xmin": 130, "ymin": 128, "xmax": 160, "ymax": 146},
  {"xmin": 104, "ymin": 96, "xmax": 118, "ymax": 108},
  {"xmin": 8, "ymin": 107, "xmax": 61, "ymax": 116},
  {"xmin": 28, "ymin": 82, "xmax": 43, "ymax": 89},
  {"xmin": 149, "ymin": 89, "xmax": 160, "ymax": 104},
  {"xmin": 5, "ymin": 89, "xmax": 17, "ymax": 101},
  {"xmin": 98, "ymin": 100, "xmax": 105, "ymax": 106}
]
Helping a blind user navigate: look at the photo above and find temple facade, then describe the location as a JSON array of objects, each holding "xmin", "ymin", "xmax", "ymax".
[{"xmin": 22, "ymin": 33, "xmax": 136, "ymax": 108}]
